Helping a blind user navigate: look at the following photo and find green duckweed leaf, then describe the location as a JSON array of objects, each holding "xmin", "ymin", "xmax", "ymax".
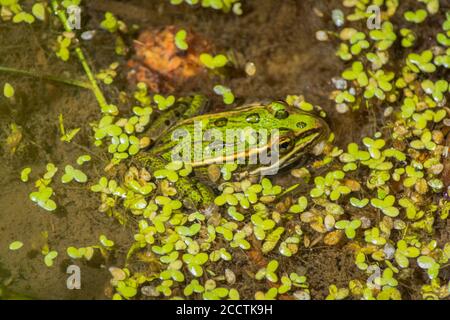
[
  {"xmin": 3, "ymin": 83, "xmax": 15, "ymax": 98},
  {"xmin": 9, "ymin": 241, "xmax": 24, "ymax": 251}
]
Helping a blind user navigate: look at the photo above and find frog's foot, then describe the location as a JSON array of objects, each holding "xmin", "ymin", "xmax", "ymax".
[
  {"xmin": 177, "ymin": 178, "xmax": 218, "ymax": 215},
  {"xmin": 183, "ymin": 198, "xmax": 218, "ymax": 216}
]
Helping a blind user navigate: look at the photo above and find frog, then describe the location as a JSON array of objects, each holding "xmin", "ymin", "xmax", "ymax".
[{"xmin": 134, "ymin": 95, "xmax": 329, "ymax": 213}]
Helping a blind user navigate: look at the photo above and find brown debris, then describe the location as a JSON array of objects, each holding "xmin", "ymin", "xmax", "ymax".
[{"xmin": 127, "ymin": 26, "xmax": 212, "ymax": 93}]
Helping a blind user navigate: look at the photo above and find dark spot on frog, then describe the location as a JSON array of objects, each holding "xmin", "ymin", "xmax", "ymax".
[
  {"xmin": 246, "ymin": 113, "xmax": 260, "ymax": 123},
  {"xmin": 275, "ymin": 110, "xmax": 289, "ymax": 119},
  {"xmin": 214, "ymin": 118, "xmax": 228, "ymax": 127},
  {"xmin": 297, "ymin": 121, "xmax": 307, "ymax": 129}
]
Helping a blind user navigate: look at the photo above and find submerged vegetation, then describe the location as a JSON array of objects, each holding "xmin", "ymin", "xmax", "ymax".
[{"xmin": 0, "ymin": 0, "xmax": 449, "ymax": 300}]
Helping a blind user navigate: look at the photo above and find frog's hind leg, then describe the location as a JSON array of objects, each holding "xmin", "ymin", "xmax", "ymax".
[
  {"xmin": 134, "ymin": 153, "xmax": 217, "ymax": 214},
  {"xmin": 178, "ymin": 94, "xmax": 209, "ymax": 118},
  {"xmin": 145, "ymin": 95, "xmax": 209, "ymax": 145}
]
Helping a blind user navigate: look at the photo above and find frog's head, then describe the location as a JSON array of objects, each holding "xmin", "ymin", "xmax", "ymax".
[{"xmin": 253, "ymin": 101, "xmax": 329, "ymax": 175}]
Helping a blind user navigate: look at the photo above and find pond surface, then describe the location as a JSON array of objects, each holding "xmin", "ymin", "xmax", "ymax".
[{"xmin": 0, "ymin": 0, "xmax": 448, "ymax": 300}]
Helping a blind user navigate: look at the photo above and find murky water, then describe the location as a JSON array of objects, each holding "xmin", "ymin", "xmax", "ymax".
[{"xmin": 0, "ymin": 0, "xmax": 446, "ymax": 299}]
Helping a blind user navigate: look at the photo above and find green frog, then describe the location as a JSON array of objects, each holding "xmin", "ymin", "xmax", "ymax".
[{"xmin": 135, "ymin": 95, "xmax": 329, "ymax": 212}]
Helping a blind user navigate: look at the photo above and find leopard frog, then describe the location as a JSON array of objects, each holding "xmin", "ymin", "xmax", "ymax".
[{"xmin": 135, "ymin": 95, "xmax": 329, "ymax": 212}]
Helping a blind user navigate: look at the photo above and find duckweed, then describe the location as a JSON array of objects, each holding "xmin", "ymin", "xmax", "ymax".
[
  {"xmin": 12, "ymin": 11, "xmax": 35, "ymax": 24},
  {"xmin": 407, "ymin": 50, "xmax": 436, "ymax": 73},
  {"xmin": 44, "ymin": 251, "xmax": 58, "ymax": 267},
  {"xmin": 170, "ymin": 0, "xmax": 242, "ymax": 15},
  {"xmin": 213, "ymin": 85, "xmax": 235, "ymax": 105},
  {"xmin": 31, "ymin": 2, "xmax": 46, "ymax": 21},
  {"xmin": 3, "ymin": 0, "xmax": 449, "ymax": 302},
  {"xmin": 3, "ymin": 82, "xmax": 14, "ymax": 98},
  {"xmin": 199, "ymin": 53, "xmax": 228, "ymax": 69},
  {"xmin": 400, "ymin": 28, "xmax": 416, "ymax": 47},
  {"xmin": 334, "ymin": 219, "xmax": 361, "ymax": 239},
  {"xmin": 404, "ymin": 9, "xmax": 428, "ymax": 23},
  {"xmin": 154, "ymin": 94, "xmax": 175, "ymax": 111},
  {"xmin": 174, "ymin": 29, "xmax": 188, "ymax": 50},
  {"xmin": 30, "ymin": 186, "xmax": 57, "ymax": 212},
  {"xmin": 67, "ymin": 246, "xmax": 95, "ymax": 260},
  {"xmin": 369, "ymin": 22, "xmax": 397, "ymax": 51},
  {"xmin": 255, "ymin": 259, "xmax": 279, "ymax": 283},
  {"xmin": 99, "ymin": 235, "xmax": 115, "ymax": 248},
  {"xmin": 61, "ymin": 165, "xmax": 88, "ymax": 183},
  {"xmin": 100, "ymin": 12, "xmax": 120, "ymax": 33},
  {"xmin": 9, "ymin": 241, "xmax": 23, "ymax": 251},
  {"xmin": 55, "ymin": 35, "xmax": 71, "ymax": 61},
  {"xmin": 76, "ymin": 155, "xmax": 91, "ymax": 165},
  {"xmin": 20, "ymin": 167, "xmax": 31, "ymax": 182}
]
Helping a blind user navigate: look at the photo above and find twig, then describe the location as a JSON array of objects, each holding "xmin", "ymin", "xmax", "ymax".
[
  {"xmin": 50, "ymin": 0, "xmax": 108, "ymax": 109},
  {"xmin": 0, "ymin": 65, "xmax": 91, "ymax": 89},
  {"xmin": 71, "ymin": 141, "xmax": 108, "ymax": 162}
]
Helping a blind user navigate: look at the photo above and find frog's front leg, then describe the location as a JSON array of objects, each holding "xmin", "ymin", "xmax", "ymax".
[{"xmin": 134, "ymin": 153, "xmax": 217, "ymax": 214}]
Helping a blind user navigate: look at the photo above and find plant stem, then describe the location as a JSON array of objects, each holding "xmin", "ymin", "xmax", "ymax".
[
  {"xmin": 276, "ymin": 183, "xmax": 301, "ymax": 199},
  {"xmin": 50, "ymin": 0, "xmax": 108, "ymax": 109},
  {"xmin": 0, "ymin": 65, "xmax": 92, "ymax": 89}
]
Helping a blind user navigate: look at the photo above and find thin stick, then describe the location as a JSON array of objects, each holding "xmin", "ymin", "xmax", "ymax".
[
  {"xmin": 0, "ymin": 65, "xmax": 92, "ymax": 89},
  {"xmin": 50, "ymin": 0, "xmax": 108, "ymax": 109}
]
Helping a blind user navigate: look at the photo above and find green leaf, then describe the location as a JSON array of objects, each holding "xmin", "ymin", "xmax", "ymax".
[
  {"xmin": 335, "ymin": 220, "xmax": 350, "ymax": 229},
  {"xmin": 76, "ymin": 155, "xmax": 91, "ymax": 165},
  {"xmin": 20, "ymin": 167, "xmax": 31, "ymax": 182},
  {"xmin": 175, "ymin": 30, "xmax": 188, "ymax": 50},
  {"xmin": 32, "ymin": 3, "xmax": 46, "ymax": 21},
  {"xmin": 345, "ymin": 228, "xmax": 356, "ymax": 239},
  {"xmin": 44, "ymin": 251, "xmax": 58, "ymax": 267},
  {"xmin": 117, "ymin": 284, "xmax": 137, "ymax": 298},
  {"xmin": 267, "ymin": 260, "xmax": 279, "ymax": 272},
  {"xmin": 67, "ymin": 247, "xmax": 81, "ymax": 259},
  {"xmin": 382, "ymin": 206, "xmax": 399, "ymax": 217},
  {"xmin": 395, "ymin": 252, "xmax": 409, "ymax": 268},
  {"xmin": 73, "ymin": 169, "xmax": 88, "ymax": 183},
  {"xmin": 404, "ymin": 9, "xmax": 427, "ymax": 23},
  {"xmin": 61, "ymin": 128, "xmax": 80, "ymax": 142},
  {"xmin": 9, "ymin": 241, "xmax": 24, "ymax": 250},
  {"xmin": 3, "ymin": 83, "xmax": 15, "ymax": 98},
  {"xmin": 13, "ymin": 12, "xmax": 35, "ymax": 24},
  {"xmin": 100, "ymin": 235, "xmax": 114, "ymax": 247},
  {"xmin": 417, "ymin": 256, "xmax": 435, "ymax": 269},
  {"xmin": 350, "ymin": 197, "xmax": 369, "ymax": 208},
  {"xmin": 200, "ymin": 53, "xmax": 228, "ymax": 69}
]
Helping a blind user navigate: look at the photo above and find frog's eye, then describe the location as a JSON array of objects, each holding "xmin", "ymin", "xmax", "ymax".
[
  {"xmin": 279, "ymin": 139, "xmax": 293, "ymax": 153},
  {"xmin": 297, "ymin": 121, "xmax": 307, "ymax": 129},
  {"xmin": 275, "ymin": 110, "xmax": 289, "ymax": 119}
]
